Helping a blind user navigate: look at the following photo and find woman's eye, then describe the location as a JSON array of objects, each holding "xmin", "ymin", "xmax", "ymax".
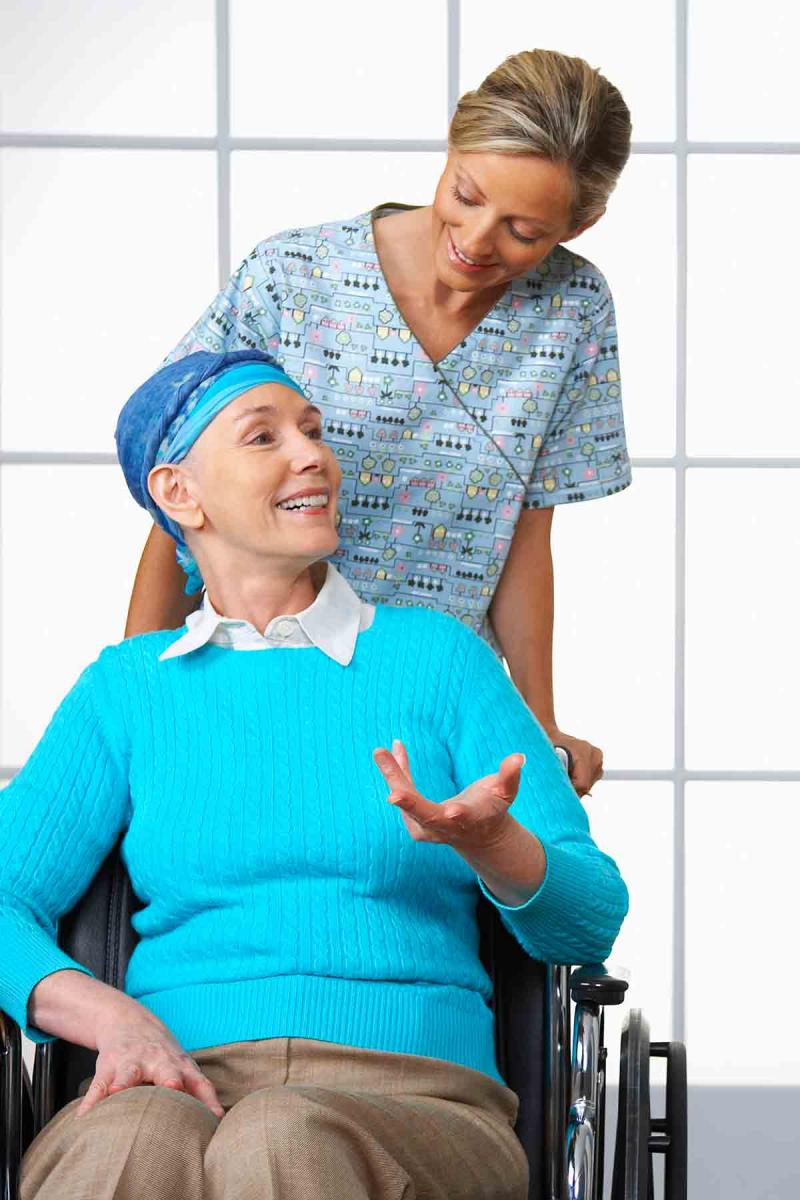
[
  {"xmin": 451, "ymin": 183, "xmax": 478, "ymax": 207},
  {"xmin": 306, "ymin": 427, "xmax": 323, "ymax": 440},
  {"xmin": 451, "ymin": 182, "xmax": 539, "ymax": 244},
  {"xmin": 509, "ymin": 226, "xmax": 540, "ymax": 245},
  {"xmin": 249, "ymin": 431, "xmax": 273, "ymax": 446}
]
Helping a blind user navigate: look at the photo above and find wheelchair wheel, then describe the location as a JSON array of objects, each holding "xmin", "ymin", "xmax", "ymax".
[
  {"xmin": 611, "ymin": 1009, "xmax": 652, "ymax": 1200},
  {"xmin": 21, "ymin": 1060, "xmax": 34, "ymax": 1159},
  {"xmin": 650, "ymin": 1039, "xmax": 688, "ymax": 1200}
]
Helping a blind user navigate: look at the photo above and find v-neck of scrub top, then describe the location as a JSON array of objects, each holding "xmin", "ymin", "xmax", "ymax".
[
  {"xmin": 163, "ymin": 206, "xmax": 633, "ymax": 651},
  {"xmin": 369, "ymin": 201, "xmax": 513, "ymax": 369}
]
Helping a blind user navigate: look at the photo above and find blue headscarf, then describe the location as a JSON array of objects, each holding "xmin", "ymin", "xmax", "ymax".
[{"xmin": 116, "ymin": 349, "xmax": 308, "ymax": 594}]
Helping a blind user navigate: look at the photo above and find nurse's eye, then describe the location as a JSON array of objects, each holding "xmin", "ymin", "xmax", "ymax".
[
  {"xmin": 305, "ymin": 426, "xmax": 323, "ymax": 440},
  {"xmin": 508, "ymin": 226, "xmax": 540, "ymax": 245},
  {"xmin": 451, "ymin": 184, "xmax": 478, "ymax": 207},
  {"xmin": 249, "ymin": 430, "xmax": 274, "ymax": 446}
]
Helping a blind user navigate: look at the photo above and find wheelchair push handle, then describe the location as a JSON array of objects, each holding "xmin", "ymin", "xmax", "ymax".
[{"xmin": 553, "ymin": 744, "xmax": 574, "ymax": 777}]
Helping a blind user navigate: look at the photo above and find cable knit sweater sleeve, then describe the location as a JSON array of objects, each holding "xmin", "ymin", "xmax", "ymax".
[
  {"xmin": 449, "ymin": 626, "xmax": 629, "ymax": 965},
  {"xmin": 0, "ymin": 656, "xmax": 131, "ymax": 1042}
]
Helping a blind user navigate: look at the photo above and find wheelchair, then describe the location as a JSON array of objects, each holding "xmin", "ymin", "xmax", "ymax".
[{"xmin": 1, "ymin": 803, "xmax": 687, "ymax": 1200}]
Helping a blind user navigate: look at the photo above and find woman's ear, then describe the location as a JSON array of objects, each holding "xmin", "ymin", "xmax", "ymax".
[{"xmin": 147, "ymin": 463, "xmax": 205, "ymax": 531}]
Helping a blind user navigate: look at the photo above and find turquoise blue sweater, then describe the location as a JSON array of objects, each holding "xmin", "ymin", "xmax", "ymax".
[{"xmin": 0, "ymin": 606, "xmax": 628, "ymax": 1085}]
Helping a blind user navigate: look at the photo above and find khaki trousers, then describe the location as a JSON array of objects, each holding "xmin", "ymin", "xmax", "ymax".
[{"xmin": 19, "ymin": 1037, "xmax": 530, "ymax": 1199}]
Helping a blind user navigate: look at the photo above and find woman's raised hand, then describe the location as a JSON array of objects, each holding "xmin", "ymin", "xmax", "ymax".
[
  {"xmin": 372, "ymin": 739, "xmax": 524, "ymax": 852},
  {"xmin": 75, "ymin": 1005, "xmax": 225, "ymax": 1119}
]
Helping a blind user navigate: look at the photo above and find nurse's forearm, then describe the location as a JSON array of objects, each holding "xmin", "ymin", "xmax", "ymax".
[
  {"xmin": 488, "ymin": 517, "xmax": 558, "ymax": 733},
  {"xmin": 124, "ymin": 523, "xmax": 200, "ymax": 637},
  {"xmin": 501, "ymin": 578, "xmax": 556, "ymax": 731}
]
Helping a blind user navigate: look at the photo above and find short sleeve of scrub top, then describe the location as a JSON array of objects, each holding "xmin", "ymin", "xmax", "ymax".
[
  {"xmin": 521, "ymin": 282, "xmax": 628, "ymax": 508},
  {"xmin": 160, "ymin": 207, "xmax": 633, "ymax": 652}
]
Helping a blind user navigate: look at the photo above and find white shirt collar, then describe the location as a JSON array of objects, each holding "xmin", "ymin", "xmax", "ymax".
[{"xmin": 159, "ymin": 562, "xmax": 375, "ymax": 666}]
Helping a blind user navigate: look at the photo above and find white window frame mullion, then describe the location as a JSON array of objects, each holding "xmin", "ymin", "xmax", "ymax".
[
  {"xmin": 448, "ymin": 0, "xmax": 460, "ymax": 122},
  {"xmin": 216, "ymin": 0, "xmax": 232, "ymax": 286},
  {"xmin": 673, "ymin": 0, "xmax": 689, "ymax": 1048}
]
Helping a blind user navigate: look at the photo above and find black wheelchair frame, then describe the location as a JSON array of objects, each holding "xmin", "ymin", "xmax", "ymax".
[{"xmin": 0, "ymin": 829, "xmax": 686, "ymax": 1200}]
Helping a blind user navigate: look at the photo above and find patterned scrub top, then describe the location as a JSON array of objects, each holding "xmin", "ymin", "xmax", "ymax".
[{"xmin": 163, "ymin": 204, "xmax": 632, "ymax": 656}]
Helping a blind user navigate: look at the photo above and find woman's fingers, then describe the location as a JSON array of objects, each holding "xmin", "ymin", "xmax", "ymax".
[
  {"xmin": 373, "ymin": 746, "xmax": 410, "ymax": 787},
  {"xmin": 373, "ymin": 749, "xmax": 440, "ymax": 823},
  {"xmin": 152, "ymin": 1066, "xmax": 187, "ymax": 1088},
  {"xmin": 375, "ymin": 746, "xmax": 527, "ymax": 847},
  {"xmin": 182, "ymin": 1068, "xmax": 225, "ymax": 1118},
  {"xmin": 494, "ymin": 748, "xmax": 525, "ymax": 796},
  {"xmin": 372, "ymin": 747, "xmax": 416, "ymax": 800},
  {"xmin": 75, "ymin": 1073, "xmax": 113, "ymax": 1116},
  {"xmin": 391, "ymin": 739, "xmax": 414, "ymax": 782},
  {"xmin": 75, "ymin": 1057, "xmax": 224, "ymax": 1119},
  {"xmin": 106, "ymin": 1061, "xmax": 144, "ymax": 1092},
  {"xmin": 374, "ymin": 740, "xmax": 418, "ymax": 788}
]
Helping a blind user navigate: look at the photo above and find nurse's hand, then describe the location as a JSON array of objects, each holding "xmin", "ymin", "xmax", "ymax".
[
  {"xmin": 372, "ymin": 740, "xmax": 523, "ymax": 852},
  {"xmin": 541, "ymin": 725, "xmax": 604, "ymax": 798}
]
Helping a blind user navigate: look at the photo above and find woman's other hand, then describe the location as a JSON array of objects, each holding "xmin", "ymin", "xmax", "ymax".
[
  {"xmin": 372, "ymin": 739, "xmax": 524, "ymax": 852},
  {"xmin": 541, "ymin": 726, "xmax": 604, "ymax": 798},
  {"xmin": 76, "ymin": 1006, "xmax": 224, "ymax": 1119}
]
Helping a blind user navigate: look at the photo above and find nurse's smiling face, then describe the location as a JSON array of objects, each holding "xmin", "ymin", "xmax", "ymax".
[{"xmin": 431, "ymin": 151, "xmax": 603, "ymax": 295}]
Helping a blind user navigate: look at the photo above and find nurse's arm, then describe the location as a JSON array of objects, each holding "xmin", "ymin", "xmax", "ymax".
[
  {"xmin": 124, "ymin": 522, "xmax": 200, "ymax": 637},
  {"xmin": 488, "ymin": 507, "xmax": 558, "ymax": 734}
]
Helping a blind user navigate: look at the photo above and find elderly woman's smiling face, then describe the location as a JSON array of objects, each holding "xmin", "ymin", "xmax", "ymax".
[{"xmin": 163, "ymin": 381, "xmax": 342, "ymax": 571}]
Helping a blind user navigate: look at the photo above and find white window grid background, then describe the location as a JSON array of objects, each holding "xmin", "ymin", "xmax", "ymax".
[{"xmin": 0, "ymin": 0, "xmax": 798, "ymax": 1080}]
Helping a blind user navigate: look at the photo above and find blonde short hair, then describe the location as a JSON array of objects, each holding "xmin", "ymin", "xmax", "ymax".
[{"xmin": 449, "ymin": 49, "xmax": 632, "ymax": 230}]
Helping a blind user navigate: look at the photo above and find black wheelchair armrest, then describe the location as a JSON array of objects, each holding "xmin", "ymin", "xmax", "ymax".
[
  {"xmin": 570, "ymin": 964, "xmax": 629, "ymax": 1007},
  {"xmin": 0, "ymin": 1008, "xmax": 33, "ymax": 1200}
]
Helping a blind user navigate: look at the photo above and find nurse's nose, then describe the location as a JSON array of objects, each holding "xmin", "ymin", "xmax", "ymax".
[{"xmin": 459, "ymin": 215, "xmax": 497, "ymax": 262}]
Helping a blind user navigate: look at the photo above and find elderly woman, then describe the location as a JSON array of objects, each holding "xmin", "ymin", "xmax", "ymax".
[
  {"xmin": 125, "ymin": 48, "xmax": 634, "ymax": 799},
  {"xmin": 5, "ymin": 350, "xmax": 628, "ymax": 1199}
]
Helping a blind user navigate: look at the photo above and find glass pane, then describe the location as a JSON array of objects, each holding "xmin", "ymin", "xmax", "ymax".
[
  {"xmin": 0, "ymin": 149, "xmax": 217, "ymax": 452},
  {"xmin": 551, "ymin": 468, "xmax": 675, "ymax": 769},
  {"xmin": 0, "ymin": 0, "xmax": 215, "ymax": 135},
  {"xmin": 689, "ymin": 1, "xmax": 800, "ymax": 140},
  {"xmin": 566, "ymin": 154, "xmax": 676, "ymax": 458},
  {"xmin": 460, "ymin": 0, "xmax": 675, "ymax": 141},
  {"xmin": 685, "ymin": 469, "xmax": 800, "ymax": 770},
  {"xmin": 230, "ymin": 0, "xmax": 447, "ymax": 139},
  {"xmin": 231, "ymin": 150, "xmax": 446, "ymax": 263},
  {"xmin": 686, "ymin": 782, "xmax": 800, "ymax": 1084},
  {"xmin": 584, "ymin": 782, "xmax": 673, "ymax": 1082},
  {"xmin": 1, "ymin": 465, "xmax": 155, "ymax": 766},
  {"xmin": 687, "ymin": 156, "xmax": 800, "ymax": 456}
]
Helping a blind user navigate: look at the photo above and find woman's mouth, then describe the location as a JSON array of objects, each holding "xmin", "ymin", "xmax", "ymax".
[
  {"xmin": 275, "ymin": 491, "xmax": 332, "ymax": 517},
  {"xmin": 446, "ymin": 230, "xmax": 497, "ymax": 273}
]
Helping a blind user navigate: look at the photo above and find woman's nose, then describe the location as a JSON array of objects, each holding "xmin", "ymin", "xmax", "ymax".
[
  {"xmin": 460, "ymin": 217, "xmax": 496, "ymax": 260},
  {"xmin": 288, "ymin": 434, "xmax": 326, "ymax": 470}
]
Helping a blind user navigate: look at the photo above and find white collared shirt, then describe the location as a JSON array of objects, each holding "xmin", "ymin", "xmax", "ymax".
[{"xmin": 159, "ymin": 562, "xmax": 375, "ymax": 667}]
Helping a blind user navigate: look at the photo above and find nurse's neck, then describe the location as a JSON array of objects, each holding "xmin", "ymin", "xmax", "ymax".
[{"xmin": 200, "ymin": 558, "xmax": 326, "ymax": 634}]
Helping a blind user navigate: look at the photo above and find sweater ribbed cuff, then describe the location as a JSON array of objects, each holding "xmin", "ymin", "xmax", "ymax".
[
  {"xmin": 0, "ymin": 908, "xmax": 95, "ymax": 1043},
  {"xmin": 477, "ymin": 837, "xmax": 621, "ymax": 965}
]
